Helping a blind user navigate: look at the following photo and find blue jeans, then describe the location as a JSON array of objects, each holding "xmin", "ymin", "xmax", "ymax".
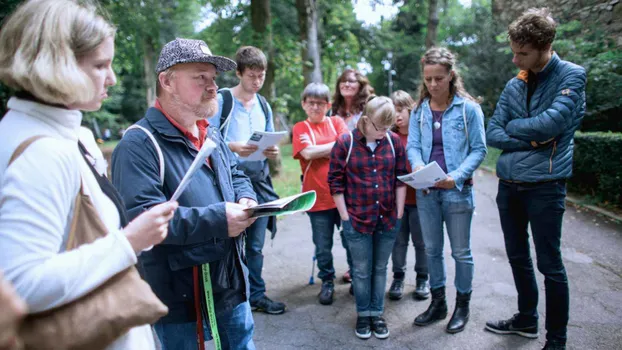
[
  {"xmin": 416, "ymin": 186, "xmax": 475, "ymax": 294},
  {"xmin": 496, "ymin": 180, "xmax": 568, "ymax": 345},
  {"xmin": 245, "ymin": 216, "xmax": 270, "ymax": 302},
  {"xmin": 391, "ymin": 205, "xmax": 427, "ymax": 279},
  {"xmin": 343, "ymin": 220, "xmax": 399, "ymax": 316},
  {"xmin": 154, "ymin": 301, "xmax": 255, "ymax": 350},
  {"xmin": 307, "ymin": 209, "xmax": 340, "ymax": 282}
]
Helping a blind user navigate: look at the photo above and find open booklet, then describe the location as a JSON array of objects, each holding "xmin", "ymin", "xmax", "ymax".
[
  {"xmin": 244, "ymin": 190, "xmax": 317, "ymax": 218},
  {"xmin": 398, "ymin": 161, "xmax": 448, "ymax": 189},
  {"xmin": 241, "ymin": 131, "xmax": 289, "ymax": 161},
  {"xmin": 170, "ymin": 137, "xmax": 218, "ymax": 201}
]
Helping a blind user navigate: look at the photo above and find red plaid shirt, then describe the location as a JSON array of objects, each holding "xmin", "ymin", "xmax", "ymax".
[{"xmin": 328, "ymin": 129, "xmax": 408, "ymax": 234}]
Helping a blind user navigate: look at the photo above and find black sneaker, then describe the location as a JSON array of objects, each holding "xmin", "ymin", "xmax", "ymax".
[
  {"xmin": 355, "ymin": 316, "xmax": 372, "ymax": 339},
  {"xmin": 319, "ymin": 281, "xmax": 334, "ymax": 305},
  {"xmin": 388, "ymin": 279, "xmax": 404, "ymax": 300},
  {"xmin": 485, "ymin": 314, "xmax": 538, "ymax": 339},
  {"xmin": 542, "ymin": 341, "xmax": 566, "ymax": 350},
  {"xmin": 250, "ymin": 296, "xmax": 287, "ymax": 315},
  {"xmin": 371, "ymin": 316, "xmax": 390, "ymax": 339},
  {"xmin": 349, "ymin": 284, "xmax": 354, "ymax": 295}
]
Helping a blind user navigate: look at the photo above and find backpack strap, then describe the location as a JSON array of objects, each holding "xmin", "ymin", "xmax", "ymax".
[
  {"xmin": 462, "ymin": 102, "xmax": 469, "ymax": 144},
  {"xmin": 218, "ymin": 89, "xmax": 234, "ymax": 133},
  {"xmin": 257, "ymin": 94, "xmax": 270, "ymax": 127},
  {"xmin": 386, "ymin": 132, "xmax": 395, "ymax": 158},
  {"xmin": 125, "ymin": 124, "xmax": 165, "ymax": 183},
  {"xmin": 345, "ymin": 131, "xmax": 354, "ymax": 165}
]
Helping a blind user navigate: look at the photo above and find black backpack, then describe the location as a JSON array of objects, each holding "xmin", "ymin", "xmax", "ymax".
[{"xmin": 217, "ymin": 88, "xmax": 270, "ymax": 135}]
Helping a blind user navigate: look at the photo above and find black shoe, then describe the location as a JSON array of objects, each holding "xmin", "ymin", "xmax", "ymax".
[
  {"xmin": 388, "ymin": 279, "xmax": 404, "ymax": 300},
  {"xmin": 542, "ymin": 341, "xmax": 566, "ymax": 350},
  {"xmin": 342, "ymin": 270, "xmax": 352, "ymax": 283},
  {"xmin": 413, "ymin": 279, "xmax": 430, "ymax": 300},
  {"xmin": 485, "ymin": 314, "xmax": 539, "ymax": 339},
  {"xmin": 250, "ymin": 296, "xmax": 287, "ymax": 315},
  {"xmin": 349, "ymin": 284, "xmax": 354, "ymax": 295},
  {"xmin": 413, "ymin": 287, "xmax": 448, "ymax": 326},
  {"xmin": 446, "ymin": 291, "xmax": 471, "ymax": 334},
  {"xmin": 319, "ymin": 281, "xmax": 334, "ymax": 305},
  {"xmin": 355, "ymin": 316, "xmax": 372, "ymax": 339},
  {"xmin": 371, "ymin": 316, "xmax": 390, "ymax": 339}
]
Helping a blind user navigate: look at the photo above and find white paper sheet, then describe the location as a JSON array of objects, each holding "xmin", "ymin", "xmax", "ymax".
[
  {"xmin": 170, "ymin": 137, "xmax": 217, "ymax": 201},
  {"xmin": 398, "ymin": 161, "xmax": 448, "ymax": 189},
  {"xmin": 241, "ymin": 131, "xmax": 288, "ymax": 161}
]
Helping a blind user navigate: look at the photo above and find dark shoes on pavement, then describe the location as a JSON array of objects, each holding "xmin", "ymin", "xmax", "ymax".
[
  {"xmin": 319, "ymin": 280, "xmax": 334, "ymax": 305},
  {"xmin": 250, "ymin": 296, "xmax": 286, "ymax": 315},
  {"xmin": 414, "ymin": 287, "xmax": 448, "ymax": 326},
  {"xmin": 485, "ymin": 313, "xmax": 539, "ymax": 339},
  {"xmin": 355, "ymin": 316, "xmax": 372, "ymax": 339},
  {"xmin": 355, "ymin": 316, "xmax": 390, "ymax": 340},
  {"xmin": 446, "ymin": 291, "xmax": 471, "ymax": 334},
  {"xmin": 413, "ymin": 279, "xmax": 430, "ymax": 300},
  {"xmin": 542, "ymin": 341, "xmax": 566, "ymax": 350},
  {"xmin": 388, "ymin": 279, "xmax": 404, "ymax": 300}
]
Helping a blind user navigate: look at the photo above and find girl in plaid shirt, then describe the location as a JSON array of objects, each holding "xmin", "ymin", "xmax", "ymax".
[{"xmin": 328, "ymin": 96, "xmax": 408, "ymax": 340}]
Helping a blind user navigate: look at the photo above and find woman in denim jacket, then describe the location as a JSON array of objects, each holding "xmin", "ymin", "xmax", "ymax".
[{"xmin": 407, "ymin": 47, "xmax": 487, "ymax": 334}]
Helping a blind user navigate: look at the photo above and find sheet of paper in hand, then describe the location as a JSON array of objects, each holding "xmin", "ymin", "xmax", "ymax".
[
  {"xmin": 398, "ymin": 161, "xmax": 448, "ymax": 189},
  {"xmin": 170, "ymin": 137, "xmax": 218, "ymax": 201},
  {"xmin": 242, "ymin": 131, "xmax": 288, "ymax": 161},
  {"xmin": 244, "ymin": 190, "xmax": 317, "ymax": 218}
]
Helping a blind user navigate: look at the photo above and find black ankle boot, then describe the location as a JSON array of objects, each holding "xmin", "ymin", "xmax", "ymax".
[
  {"xmin": 413, "ymin": 287, "xmax": 447, "ymax": 326},
  {"xmin": 446, "ymin": 291, "xmax": 471, "ymax": 333}
]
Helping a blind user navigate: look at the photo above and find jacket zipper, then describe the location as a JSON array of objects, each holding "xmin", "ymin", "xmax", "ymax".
[{"xmin": 549, "ymin": 141, "xmax": 557, "ymax": 174}]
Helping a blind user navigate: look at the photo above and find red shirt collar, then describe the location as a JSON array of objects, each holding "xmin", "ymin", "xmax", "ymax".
[{"xmin": 154, "ymin": 99, "xmax": 209, "ymax": 148}]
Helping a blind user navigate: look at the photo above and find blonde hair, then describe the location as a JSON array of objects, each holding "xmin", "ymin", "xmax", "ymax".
[
  {"xmin": 390, "ymin": 90, "xmax": 415, "ymax": 132},
  {"xmin": 357, "ymin": 96, "xmax": 396, "ymax": 131},
  {"xmin": 416, "ymin": 47, "xmax": 479, "ymax": 108},
  {"xmin": 0, "ymin": 0, "xmax": 115, "ymax": 106}
]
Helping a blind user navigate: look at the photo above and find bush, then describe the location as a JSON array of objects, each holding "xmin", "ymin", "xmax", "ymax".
[{"xmin": 570, "ymin": 132, "xmax": 622, "ymax": 207}]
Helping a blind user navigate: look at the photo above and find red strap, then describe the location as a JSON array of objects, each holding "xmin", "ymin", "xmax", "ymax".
[{"xmin": 193, "ymin": 266, "xmax": 205, "ymax": 350}]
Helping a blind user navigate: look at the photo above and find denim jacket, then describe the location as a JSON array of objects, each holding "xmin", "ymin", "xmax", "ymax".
[{"xmin": 407, "ymin": 95, "xmax": 487, "ymax": 191}]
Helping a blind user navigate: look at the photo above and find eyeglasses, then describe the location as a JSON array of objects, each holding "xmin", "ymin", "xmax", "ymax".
[
  {"xmin": 370, "ymin": 120, "xmax": 390, "ymax": 133},
  {"xmin": 339, "ymin": 79, "xmax": 359, "ymax": 85},
  {"xmin": 304, "ymin": 100, "xmax": 328, "ymax": 109}
]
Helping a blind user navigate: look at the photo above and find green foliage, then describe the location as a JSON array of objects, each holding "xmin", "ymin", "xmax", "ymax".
[
  {"xmin": 271, "ymin": 144, "xmax": 301, "ymax": 198},
  {"xmin": 570, "ymin": 132, "xmax": 622, "ymax": 208}
]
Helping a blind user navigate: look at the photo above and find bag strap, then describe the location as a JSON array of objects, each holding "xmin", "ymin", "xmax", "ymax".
[
  {"xmin": 345, "ymin": 131, "xmax": 394, "ymax": 165},
  {"xmin": 125, "ymin": 124, "xmax": 165, "ymax": 182},
  {"xmin": 8, "ymin": 135, "xmax": 46, "ymax": 166},
  {"xmin": 218, "ymin": 89, "xmax": 234, "ymax": 133},
  {"xmin": 462, "ymin": 102, "xmax": 469, "ymax": 144}
]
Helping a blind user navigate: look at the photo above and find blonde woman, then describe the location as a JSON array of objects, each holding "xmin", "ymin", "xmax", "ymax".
[
  {"xmin": 0, "ymin": 1, "xmax": 177, "ymax": 349},
  {"xmin": 407, "ymin": 47, "xmax": 487, "ymax": 333},
  {"xmin": 328, "ymin": 96, "xmax": 408, "ymax": 340}
]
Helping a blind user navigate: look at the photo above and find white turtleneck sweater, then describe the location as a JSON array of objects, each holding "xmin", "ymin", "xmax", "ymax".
[{"xmin": 0, "ymin": 98, "xmax": 155, "ymax": 349}]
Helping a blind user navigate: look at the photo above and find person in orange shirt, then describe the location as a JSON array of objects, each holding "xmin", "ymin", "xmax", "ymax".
[
  {"xmin": 292, "ymin": 83, "xmax": 349, "ymax": 305},
  {"xmin": 387, "ymin": 91, "xmax": 429, "ymax": 302}
]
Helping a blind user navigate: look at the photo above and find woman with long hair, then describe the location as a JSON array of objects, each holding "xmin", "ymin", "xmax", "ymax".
[
  {"xmin": 0, "ymin": 1, "xmax": 177, "ymax": 348},
  {"xmin": 407, "ymin": 47, "xmax": 487, "ymax": 334}
]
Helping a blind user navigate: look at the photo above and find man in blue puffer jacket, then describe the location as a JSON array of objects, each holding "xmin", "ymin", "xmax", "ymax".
[{"xmin": 485, "ymin": 8, "xmax": 586, "ymax": 350}]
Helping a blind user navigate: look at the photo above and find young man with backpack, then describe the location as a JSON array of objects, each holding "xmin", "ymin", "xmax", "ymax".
[
  {"xmin": 209, "ymin": 46, "xmax": 286, "ymax": 315},
  {"xmin": 485, "ymin": 8, "xmax": 586, "ymax": 350}
]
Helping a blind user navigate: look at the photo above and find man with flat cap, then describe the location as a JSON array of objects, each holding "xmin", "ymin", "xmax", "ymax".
[{"xmin": 112, "ymin": 38, "xmax": 258, "ymax": 349}]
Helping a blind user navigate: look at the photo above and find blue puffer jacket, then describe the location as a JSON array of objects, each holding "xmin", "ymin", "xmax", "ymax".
[{"xmin": 486, "ymin": 53, "xmax": 586, "ymax": 182}]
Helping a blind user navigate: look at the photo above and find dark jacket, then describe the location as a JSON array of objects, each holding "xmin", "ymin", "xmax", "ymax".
[
  {"xmin": 486, "ymin": 53, "xmax": 587, "ymax": 182},
  {"xmin": 111, "ymin": 107, "xmax": 257, "ymax": 323}
]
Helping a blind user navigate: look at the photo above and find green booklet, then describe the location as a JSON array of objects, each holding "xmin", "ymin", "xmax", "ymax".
[{"xmin": 244, "ymin": 190, "xmax": 317, "ymax": 218}]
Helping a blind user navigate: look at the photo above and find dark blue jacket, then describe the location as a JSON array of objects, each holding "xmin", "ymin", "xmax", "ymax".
[
  {"xmin": 111, "ymin": 107, "xmax": 257, "ymax": 323},
  {"xmin": 486, "ymin": 53, "xmax": 586, "ymax": 182}
]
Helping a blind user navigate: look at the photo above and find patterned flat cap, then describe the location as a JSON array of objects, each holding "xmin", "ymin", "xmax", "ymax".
[{"xmin": 156, "ymin": 38, "xmax": 236, "ymax": 74}]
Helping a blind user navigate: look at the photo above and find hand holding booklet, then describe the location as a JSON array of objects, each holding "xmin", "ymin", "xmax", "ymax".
[
  {"xmin": 242, "ymin": 131, "xmax": 288, "ymax": 161},
  {"xmin": 398, "ymin": 161, "xmax": 448, "ymax": 189},
  {"xmin": 244, "ymin": 191, "xmax": 317, "ymax": 218}
]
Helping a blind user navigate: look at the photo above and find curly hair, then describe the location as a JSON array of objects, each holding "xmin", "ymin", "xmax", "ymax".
[
  {"xmin": 331, "ymin": 68, "xmax": 375, "ymax": 118},
  {"xmin": 415, "ymin": 47, "xmax": 479, "ymax": 108},
  {"xmin": 508, "ymin": 8, "xmax": 557, "ymax": 50}
]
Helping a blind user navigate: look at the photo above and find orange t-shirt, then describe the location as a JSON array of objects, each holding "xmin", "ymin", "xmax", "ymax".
[
  {"xmin": 292, "ymin": 117, "xmax": 349, "ymax": 212},
  {"xmin": 399, "ymin": 132, "xmax": 417, "ymax": 206}
]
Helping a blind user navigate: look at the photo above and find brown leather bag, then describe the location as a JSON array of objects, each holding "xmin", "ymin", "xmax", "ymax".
[{"xmin": 9, "ymin": 136, "xmax": 168, "ymax": 350}]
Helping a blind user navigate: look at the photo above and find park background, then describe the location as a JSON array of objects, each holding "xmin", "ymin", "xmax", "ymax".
[{"xmin": 0, "ymin": 0, "xmax": 620, "ymax": 212}]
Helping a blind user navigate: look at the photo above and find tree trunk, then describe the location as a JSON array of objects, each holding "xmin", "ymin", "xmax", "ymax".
[
  {"xmin": 143, "ymin": 37, "xmax": 156, "ymax": 107},
  {"xmin": 251, "ymin": 0, "xmax": 282, "ymax": 176},
  {"xmin": 297, "ymin": 0, "xmax": 322, "ymax": 86},
  {"xmin": 425, "ymin": 0, "xmax": 439, "ymax": 48}
]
